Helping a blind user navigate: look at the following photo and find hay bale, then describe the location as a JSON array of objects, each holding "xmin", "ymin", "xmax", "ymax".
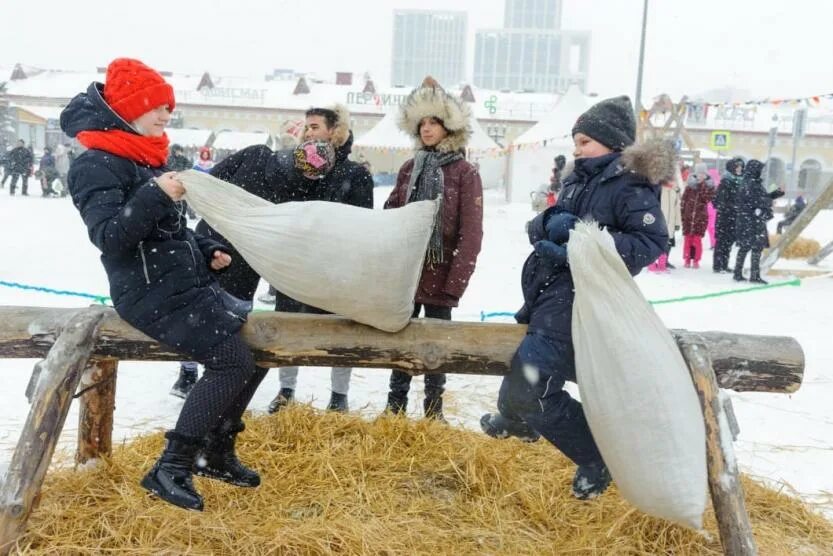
[
  {"xmin": 10, "ymin": 407, "xmax": 833, "ymax": 555},
  {"xmin": 769, "ymin": 235, "xmax": 822, "ymax": 259}
]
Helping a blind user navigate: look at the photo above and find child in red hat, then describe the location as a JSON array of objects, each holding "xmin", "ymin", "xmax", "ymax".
[{"xmin": 60, "ymin": 58, "xmax": 264, "ymax": 511}]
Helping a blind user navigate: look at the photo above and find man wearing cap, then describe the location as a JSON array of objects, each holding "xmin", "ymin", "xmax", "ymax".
[{"xmin": 480, "ymin": 96, "xmax": 672, "ymax": 500}]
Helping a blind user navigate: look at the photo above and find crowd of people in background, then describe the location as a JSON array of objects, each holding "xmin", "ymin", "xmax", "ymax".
[{"xmin": 1, "ymin": 139, "xmax": 75, "ymax": 197}]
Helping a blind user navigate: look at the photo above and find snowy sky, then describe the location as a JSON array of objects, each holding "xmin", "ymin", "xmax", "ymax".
[{"xmin": 2, "ymin": 0, "xmax": 832, "ymax": 100}]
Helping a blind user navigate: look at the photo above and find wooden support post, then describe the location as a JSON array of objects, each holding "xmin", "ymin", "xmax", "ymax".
[
  {"xmin": 0, "ymin": 307, "xmax": 107, "ymax": 555},
  {"xmin": 677, "ymin": 332, "xmax": 757, "ymax": 556},
  {"xmin": 76, "ymin": 358, "xmax": 118, "ymax": 466},
  {"xmin": 762, "ymin": 178, "xmax": 833, "ymax": 273},
  {"xmin": 808, "ymin": 239, "xmax": 833, "ymax": 266}
]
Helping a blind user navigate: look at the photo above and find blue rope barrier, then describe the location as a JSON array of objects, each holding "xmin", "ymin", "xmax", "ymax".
[{"xmin": 0, "ymin": 280, "xmax": 111, "ymax": 305}]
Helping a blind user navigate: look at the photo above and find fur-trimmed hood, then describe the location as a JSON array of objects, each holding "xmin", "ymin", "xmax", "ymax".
[
  {"xmin": 619, "ymin": 138, "xmax": 677, "ymax": 185},
  {"xmin": 328, "ymin": 104, "xmax": 351, "ymax": 149},
  {"xmin": 398, "ymin": 77, "xmax": 472, "ymax": 153}
]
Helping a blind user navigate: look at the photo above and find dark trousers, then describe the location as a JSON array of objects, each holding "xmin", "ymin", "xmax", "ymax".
[
  {"xmin": 388, "ymin": 304, "xmax": 451, "ymax": 400},
  {"xmin": 497, "ymin": 331, "xmax": 603, "ymax": 466},
  {"xmin": 8, "ymin": 173, "xmax": 28, "ymax": 195},
  {"xmin": 734, "ymin": 246, "xmax": 762, "ymax": 280},
  {"xmin": 174, "ymin": 332, "xmax": 267, "ymax": 440},
  {"xmin": 713, "ymin": 233, "xmax": 735, "ymax": 271}
]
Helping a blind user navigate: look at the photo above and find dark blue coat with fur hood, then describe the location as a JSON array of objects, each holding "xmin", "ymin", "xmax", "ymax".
[
  {"xmin": 60, "ymin": 82, "xmax": 246, "ymax": 358},
  {"xmin": 516, "ymin": 140, "xmax": 672, "ymax": 340}
]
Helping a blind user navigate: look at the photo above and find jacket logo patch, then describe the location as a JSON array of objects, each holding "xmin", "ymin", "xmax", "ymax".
[{"xmin": 642, "ymin": 213, "xmax": 656, "ymax": 225}]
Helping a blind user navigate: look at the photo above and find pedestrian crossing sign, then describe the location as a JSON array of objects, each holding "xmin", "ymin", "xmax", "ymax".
[{"xmin": 710, "ymin": 131, "xmax": 731, "ymax": 151}]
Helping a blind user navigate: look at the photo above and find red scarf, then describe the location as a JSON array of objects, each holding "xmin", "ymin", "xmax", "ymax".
[{"xmin": 76, "ymin": 129, "xmax": 170, "ymax": 168}]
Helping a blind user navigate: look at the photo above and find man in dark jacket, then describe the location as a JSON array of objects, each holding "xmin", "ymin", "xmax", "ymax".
[
  {"xmin": 168, "ymin": 143, "xmax": 192, "ymax": 171},
  {"xmin": 733, "ymin": 159, "xmax": 784, "ymax": 284},
  {"xmin": 480, "ymin": 96, "xmax": 671, "ymax": 500},
  {"xmin": 8, "ymin": 139, "xmax": 34, "ymax": 196},
  {"xmin": 713, "ymin": 157, "xmax": 744, "ymax": 272},
  {"xmin": 176, "ymin": 105, "xmax": 374, "ymax": 412}
]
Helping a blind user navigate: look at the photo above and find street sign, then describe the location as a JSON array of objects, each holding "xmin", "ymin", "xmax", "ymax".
[{"xmin": 710, "ymin": 130, "xmax": 731, "ymax": 151}]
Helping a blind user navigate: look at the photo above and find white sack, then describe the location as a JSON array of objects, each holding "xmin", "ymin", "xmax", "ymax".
[
  {"xmin": 569, "ymin": 221, "xmax": 707, "ymax": 529},
  {"xmin": 180, "ymin": 170, "xmax": 436, "ymax": 332}
]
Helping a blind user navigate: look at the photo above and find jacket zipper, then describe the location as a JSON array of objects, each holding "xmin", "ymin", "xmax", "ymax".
[
  {"xmin": 138, "ymin": 241, "xmax": 151, "ymax": 284},
  {"xmin": 184, "ymin": 240, "xmax": 199, "ymax": 286}
]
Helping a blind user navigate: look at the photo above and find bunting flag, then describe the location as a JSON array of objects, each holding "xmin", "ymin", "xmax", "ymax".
[{"xmin": 685, "ymin": 92, "xmax": 833, "ymax": 109}]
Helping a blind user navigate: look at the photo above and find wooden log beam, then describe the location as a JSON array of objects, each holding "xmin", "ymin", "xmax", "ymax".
[
  {"xmin": 0, "ymin": 306, "xmax": 804, "ymax": 393},
  {"xmin": 0, "ymin": 307, "xmax": 107, "ymax": 555},
  {"xmin": 76, "ymin": 359, "xmax": 118, "ymax": 466},
  {"xmin": 677, "ymin": 332, "xmax": 757, "ymax": 556},
  {"xmin": 808, "ymin": 239, "xmax": 833, "ymax": 266},
  {"xmin": 762, "ymin": 178, "xmax": 833, "ymax": 273}
]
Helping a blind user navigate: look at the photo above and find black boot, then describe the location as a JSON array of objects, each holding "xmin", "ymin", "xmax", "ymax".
[
  {"xmin": 572, "ymin": 460, "xmax": 612, "ymax": 500},
  {"xmin": 423, "ymin": 394, "xmax": 446, "ymax": 421},
  {"xmin": 749, "ymin": 274, "xmax": 768, "ymax": 285},
  {"xmin": 170, "ymin": 365, "xmax": 197, "ymax": 399},
  {"xmin": 327, "ymin": 392, "xmax": 348, "ymax": 413},
  {"xmin": 267, "ymin": 387, "xmax": 294, "ymax": 414},
  {"xmin": 480, "ymin": 413, "xmax": 540, "ymax": 442},
  {"xmin": 384, "ymin": 392, "xmax": 408, "ymax": 415},
  {"xmin": 141, "ymin": 432, "xmax": 204, "ymax": 511},
  {"xmin": 195, "ymin": 420, "xmax": 260, "ymax": 487},
  {"xmin": 733, "ymin": 273, "xmax": 747, "ymax": 282}
]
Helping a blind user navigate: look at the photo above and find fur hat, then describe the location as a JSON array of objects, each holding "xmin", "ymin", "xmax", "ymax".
[
  {"xmin": 293, "ymin": 140, "xmax": 335, "ymax": 179},
  {"xmin": 571, "ymin": 95, "xmax": 636, "ymax": 151},
  {"xmin": 103, "ymin": 58, "xmax": 175, "ymax": 122},
  {"xmin": 398, "ymin": 76, "xmax": 472, "ymax": 153}
]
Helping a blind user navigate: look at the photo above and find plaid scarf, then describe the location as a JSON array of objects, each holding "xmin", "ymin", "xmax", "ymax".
[{"xmin": 407, "ymin": 149, "xmax": 463, "ymax": 265}]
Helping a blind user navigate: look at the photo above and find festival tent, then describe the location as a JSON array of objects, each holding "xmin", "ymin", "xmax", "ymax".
[
  {"xmin": 506, "ymin": 86, "xmax": 595, "ymax": 203},
  {"xmin": 166, "ymin": 128, "xmax": 214, "ymax": 148},
  {"xmin": 212, "ymin": 130, "xmax": 272, "ymax": 153}
]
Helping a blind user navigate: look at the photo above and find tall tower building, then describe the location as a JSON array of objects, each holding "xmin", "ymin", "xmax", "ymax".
[{"xmin": 391, "ymin": 10, "xmax": 467, "ymax": 88}]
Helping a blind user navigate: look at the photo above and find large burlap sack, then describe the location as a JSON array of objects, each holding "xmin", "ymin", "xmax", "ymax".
[
  {"xmin": 569, "ymin": 221, "xmax": 707, "ymax": 529},
  {"xmin": 180, "ymin": 170, "xmax": 436, "ymax": 332}
]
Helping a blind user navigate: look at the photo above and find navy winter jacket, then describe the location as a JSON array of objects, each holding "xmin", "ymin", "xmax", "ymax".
[
  {"xmin": 61, "ymin": 82, "xmax": 244, "ymax": 358},
  {"xmin": 516, "ymin": 145, "xmax": 671, "ymax": 340}
]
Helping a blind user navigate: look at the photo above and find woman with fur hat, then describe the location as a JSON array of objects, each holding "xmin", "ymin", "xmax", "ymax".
[
  {"xmin": 60, "ymin": 58, "xmax": 263, "ymax": 512},
  {"xmin": 480, "ymin": 96, "xmax": 671, "ymax": 500},
  {"xmin": 383, "ymin": 77, "xmax": 484, "ymax": 420}
]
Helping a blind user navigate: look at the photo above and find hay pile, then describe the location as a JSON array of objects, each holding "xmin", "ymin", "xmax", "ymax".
[
  {"xmin": 12, "ymin": 407, "xmax": 833, "ymax": 555},
  {"xmin": 769, "ymin": 235, "xmax": 821, "ymax": 259}
]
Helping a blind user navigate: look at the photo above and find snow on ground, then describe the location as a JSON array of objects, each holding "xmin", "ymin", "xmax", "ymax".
[{"xmin": 1, "ymin": 186, "xmax": 832, "ymax": 516}]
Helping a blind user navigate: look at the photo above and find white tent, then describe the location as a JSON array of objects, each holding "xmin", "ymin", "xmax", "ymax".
[
  {"xmin": 354, "ymin": 111, "xmax": 412, "ymax": 150},
  {"xmin": 507, "ymin": 86, "xmax": 595, "ymax": 203},
  {"xmin": 212, "ymin": 131, "xmax": 272, "ymax": 152},
  {"xmin": 167, "ymin": 128, "xmax": 213, "ymax": 148},
  {"xmin": 467, "ymin": 118, "xmax": 505, "ymax": 190}
]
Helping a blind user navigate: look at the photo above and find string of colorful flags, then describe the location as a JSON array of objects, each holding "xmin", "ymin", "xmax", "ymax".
[{"xmin": 684, "ymin": 92, "xmax": 833, "ymax": 109}]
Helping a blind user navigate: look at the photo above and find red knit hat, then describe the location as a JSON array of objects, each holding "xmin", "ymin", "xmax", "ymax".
[{"xmin": 103, "ymin": 58, "xmax": 175, "ymax": 122}]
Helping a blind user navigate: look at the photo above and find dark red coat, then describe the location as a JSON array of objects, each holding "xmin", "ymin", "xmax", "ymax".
[
  {"xmin": 681, "ymin": 182, "xmax": 715, "ymax": 237},
  {"xmin": 385, "ymin": 157, "xmax": 483, "ymax": 307}
]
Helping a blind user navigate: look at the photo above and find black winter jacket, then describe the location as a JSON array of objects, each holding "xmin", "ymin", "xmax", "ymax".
[
  {"xmin": 8, "ymin": 146, "xmax": 33, "ymax": 174},
  {"xmin": 516, "ymin": 149, "xmax": 669, "ymax": 340},
  {"xmin": 61, "ymin": 82, "xmax": 243, "ymax": 358},
  {"xmin": 197, "ymin": 131, "xmax": 374, "ymax": 312},
  {"xmin": 735, "ymin": 165, "xmax": 784, "ymax": 250}
]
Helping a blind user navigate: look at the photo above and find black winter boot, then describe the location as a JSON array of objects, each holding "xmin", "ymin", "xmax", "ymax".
[
  {"xmin": 141, "ymin": 432, "xmax": 204, "ymax": 511},
  {"xmin": 327, "ymin": 392, "xmax": 349, "ymax": 413},
  {"xmin": 749, "ymin": 274, "xmax": 768, "ymax": 285},
  {"xmin": 572, "ymin": 460, "xmax": 612, "ymax": 500},
  {"xmin": 480, "ymin": 413, "xmax": 540, "ymax": 442},
  {"xmin": 267, "ymin": 387, "xmax": 294, "ymax": 414},
  {"xmin": 424, "ymin": 394, "xmax": 446, "ymax": 421},
  {"xmin": 195, "ymin": 420, "xmax": 260, "ymax": 487},
  {"xmin": 170, "ymin": 365, "xmax": 197, "ymax": 399},
  {"xmin": 384, "ymin": 392, "xmax": 408, "ymax": 415}
]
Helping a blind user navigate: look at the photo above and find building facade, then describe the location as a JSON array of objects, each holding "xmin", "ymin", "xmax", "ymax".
[
  {"xmin": 504, "ymin": 0, "xmax": 563, "ymax": 30},
  {"xmin": 391, "ymin": 10, "xmax": 467, "ymax": 88}
]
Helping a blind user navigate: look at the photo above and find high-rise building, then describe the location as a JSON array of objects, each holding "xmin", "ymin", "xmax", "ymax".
[
  {"xmin": 474, "ymin": 0, "xmax": 590, "ymax": 93},
  {"xmin": 504, "ymin": 0, "xmax": 563, "ymax": 30},
  {"xmin": 391, "ymin": 10, "xmax": 467, "ymax": 88}
]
